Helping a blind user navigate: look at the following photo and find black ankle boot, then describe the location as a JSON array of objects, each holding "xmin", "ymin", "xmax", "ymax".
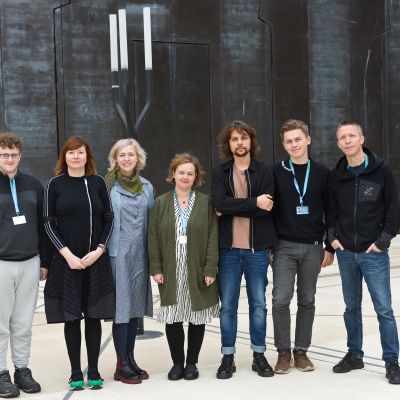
[
  {"xmin": 127, "ymin": 354, "xmax": 149, "ymax": 380},
  {"xmin": 252, "ymin": 352, "xmax": 274, "ymax": 377},
  {"xmin": 216, "ymin": 354, "xmax": 236, "ymax": 379},
  {"xmin": 114, "ymin": 355, "xmax": 142, "ymax": 384}
]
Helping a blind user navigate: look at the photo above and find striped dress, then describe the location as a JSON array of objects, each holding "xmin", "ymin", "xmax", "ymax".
[{"xmin": 157, "ymin": 192, "xmax": 219, "ymax": 325}]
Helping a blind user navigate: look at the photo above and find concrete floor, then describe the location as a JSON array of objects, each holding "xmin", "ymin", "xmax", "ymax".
[{"xmin": 7, "ymin": 238, "xmax": 400, "ymax": 399}]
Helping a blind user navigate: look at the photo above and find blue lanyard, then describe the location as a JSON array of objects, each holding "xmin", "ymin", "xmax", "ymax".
[
  {"xmin": 347, "ymin": 153, "xmax": 369, "ymax": 170},
  {"xmin": 174, "ymin": 191, "xmax": 192, "ymax": 235},
  {"xmin": 9, "ymin": 178, "xmax": 20, "ymax": 215},
  {"xmin": 288, "ymin": 159, "xmax": 311, "ymax": 206}
]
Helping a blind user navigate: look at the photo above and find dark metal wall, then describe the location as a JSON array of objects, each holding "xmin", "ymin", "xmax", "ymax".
[{"xmin": 0, "ymin": 0, "xmax": 398, "ymax": 193}]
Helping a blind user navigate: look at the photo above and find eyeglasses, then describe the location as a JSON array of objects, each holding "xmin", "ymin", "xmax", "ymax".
[{"xmin": 0, "ymin": 153, "xmax": 21, "ymax": 160}]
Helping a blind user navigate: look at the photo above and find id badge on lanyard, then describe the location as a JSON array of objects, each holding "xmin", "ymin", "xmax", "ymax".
[
  {"xmin": 10, "ymin": 178, "xmax": 27, "ymax": 225},
  {"xmin": 289, "ymin": 159, "xmax": 310, "ymax": 216}
]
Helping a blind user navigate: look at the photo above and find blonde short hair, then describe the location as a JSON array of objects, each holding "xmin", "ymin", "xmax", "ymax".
[{"xmin": 107, "ymin": 138, "xmax": 147, "ymax": 173}]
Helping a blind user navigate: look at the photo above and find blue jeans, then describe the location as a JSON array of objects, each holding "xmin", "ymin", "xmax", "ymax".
[
  {"xmin": 218, "ymin": 248, "xmax": 269, "ymax": 354},
  {"xmin": 336, "ymin": 249, "xmax": 399, "ymax": 363}
]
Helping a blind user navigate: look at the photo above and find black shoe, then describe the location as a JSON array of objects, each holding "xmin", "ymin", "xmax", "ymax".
[
  {"xmin": 252, "ymin": 352, "xmax": 274, "ymax": 377},
  {"xmin": 0, "ymin": 371, "xmax": 19, "ymax": 398},
  {"xmin": 183, "ymin": 364, "xmax": 199, "ymax": 380},
  {"xmin": 386, "ymin": 361, "xmax": 400, "ymax": 384},
  {"xmin": 216, "ymin": 355, "xmax": 236, "ymax": 379},
  {"xmin": 333, "ymin": 352, "xmax": 364, "ymax": 373},
  {"xmin": 14, "ymin": 368, "xmax": 40, "ymax": 393},
  {"xmin": 168, "ymin": 364, "xmax": 184, "ymax": 381},
  {"xmin": 127, "ymin": 355, "xmax": 149, "ymax": 380}
]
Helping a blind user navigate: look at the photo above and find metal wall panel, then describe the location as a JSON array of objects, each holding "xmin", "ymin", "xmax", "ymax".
[
  {"xmin": 0, "ymin": 0, "xmax": 399, "ymax": 190},
  {"xmin": 0, "ymin": 0, "xmax": 58, "ymax": 183},
  {"xmin": 383, "ymin": 0, "xmax": 400, "ymax": 177}
]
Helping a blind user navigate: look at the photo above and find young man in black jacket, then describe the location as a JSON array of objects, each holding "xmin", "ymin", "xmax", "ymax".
[
  {"xmin": 212, "ymin": 120, "xmax": 277, "ymax": 379},
  {"xmin": 271, "ymin": 119, "xmax": 334, "ymax": 374},
  {"xmin": 0, "ymin": 133, "xmax": 48, "ymax": 398},
  {"xmin": 329, "ymin": 121, "xmax": 400, "ymax": 384}
]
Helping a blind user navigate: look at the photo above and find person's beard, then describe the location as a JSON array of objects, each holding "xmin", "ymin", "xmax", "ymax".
[{"xmin": 234, "ymin": 147, "xmax": 249, "ymax": 157}]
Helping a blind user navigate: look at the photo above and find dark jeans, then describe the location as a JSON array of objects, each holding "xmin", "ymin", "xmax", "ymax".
[
  {"xmin": 272, "ymin": 241, "xmax": 323, "ymax": 350},
  {"xmin": 165, "ymin": 322, "xmax": 205, "ymax": 366},
  {"xmin": 336, "ymin": 249, "xmax": 399, "ymax": 363},
  {"xmin": 218, "ymin": 248, "xmax": 269, "ymax": 354}
]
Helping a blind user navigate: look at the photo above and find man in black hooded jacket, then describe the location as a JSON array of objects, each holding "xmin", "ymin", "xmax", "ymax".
[{"xmin": 329, "ymin": 120, "xmax": 400, "ymax": 384}]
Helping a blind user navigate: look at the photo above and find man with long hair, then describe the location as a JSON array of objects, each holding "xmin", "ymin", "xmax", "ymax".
[{"xmin": 212, "ymin": 120, "xmax": 277, "ymax": 379}]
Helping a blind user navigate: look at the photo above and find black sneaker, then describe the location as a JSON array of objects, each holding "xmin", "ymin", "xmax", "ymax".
[
  {"xmin": 386, "ymin": 361, "xmax": 400, "ymax": 384},
  {"xmin": 252, "ymin": 352, "xmax": 274, "ymax": 377},
  {"xmin": 333, "ymin": 352, "xmax": 364, "ymax": 373},
  {"xmin": 14, "ymin": 368, "xmax": 40, "ymax": 394},
  {"xmin": 216, "ymin": 354, "xmax": 236, "ymax": 379},
  {"xmin": 0, "ymin": 371, "xmax": 19, "ymax": 398}
]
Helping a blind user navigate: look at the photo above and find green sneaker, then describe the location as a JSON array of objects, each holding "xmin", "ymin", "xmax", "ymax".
[
  {"xmin": 68, "ymin": 371, "xmax": 84, "ymax": 391},
  {"xmin": 87, "ymin": 370, "xmax": 103, "ymax": 390}
]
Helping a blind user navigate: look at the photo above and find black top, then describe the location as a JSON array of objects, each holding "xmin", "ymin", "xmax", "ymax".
[
  {"xmin": 44, "ymin": 173, "xmax": 114, "ymax": 257},
  {"xmin": 272, "ymin": 159, "xmax": 333, "ymax": 252},
  {"xmin": 0, "ymin": 170, "xmax": 49, "ymax": 264},
  {"xmin": 211, "ymin": 158, "xmax": 277, "ymax": 250},
  {"xmin": 328, "ymin": 147, "xmax": 400, "ymax": 252}
]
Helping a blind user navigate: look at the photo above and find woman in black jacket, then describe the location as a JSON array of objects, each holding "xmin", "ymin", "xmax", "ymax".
[{"xmin": 43, "ymin": 136, "xmax": 114, "ymax": 390}]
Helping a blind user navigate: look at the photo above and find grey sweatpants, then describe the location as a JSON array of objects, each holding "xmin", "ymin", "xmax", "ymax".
[{"xmin": 0, "ymin": 256, "xmax": 40, "ymax": 371}]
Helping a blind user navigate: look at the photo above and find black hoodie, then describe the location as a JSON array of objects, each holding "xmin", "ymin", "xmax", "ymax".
[{"xmin": 328, "ymin": 147, "xmax": 400, "ymax": 252}]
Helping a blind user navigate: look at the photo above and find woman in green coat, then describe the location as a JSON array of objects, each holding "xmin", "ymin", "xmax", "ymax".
[{"xmin": 148, "ymin": 153, "xmax": 219, "ymax": 381}]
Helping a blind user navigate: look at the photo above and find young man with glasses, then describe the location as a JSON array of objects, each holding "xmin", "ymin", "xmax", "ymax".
[{"xmin": 0, "ymin": 133, "xmax": 48, "ymax": 398}]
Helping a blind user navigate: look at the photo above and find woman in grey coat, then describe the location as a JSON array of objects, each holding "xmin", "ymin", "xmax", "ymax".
[{"xmin": 105, "ymin": 138, "xmax": 154, "ymax": 385}]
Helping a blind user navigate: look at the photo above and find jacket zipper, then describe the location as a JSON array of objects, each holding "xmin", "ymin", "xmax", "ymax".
[
  {"xmin": 353, "ymin": 176, "xmax": 358, "ymax": 251},
  {"xmin": 229, "ymin": 167, "xmax": 234, "ymax": 249},
  {"xmin": 84, "ymin": 178, "xmax": 93, "ymax": 252},
  {"xmin": 246, "ymin": 169, "xmax": 254, "ymax": 253}
]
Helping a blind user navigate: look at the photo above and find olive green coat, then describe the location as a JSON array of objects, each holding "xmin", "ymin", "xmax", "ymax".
[{"xmin": 148, "ymin": 190, "xmax": 219, "ymax": 311}]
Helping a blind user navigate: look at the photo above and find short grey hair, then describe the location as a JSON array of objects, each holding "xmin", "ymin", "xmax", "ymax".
[{"xmin": 107, "ymin": 138, "xmax": 147, "ymax": 173}]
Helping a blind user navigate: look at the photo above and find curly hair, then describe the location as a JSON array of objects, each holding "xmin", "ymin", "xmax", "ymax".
[
  {"xmin": 217, "ymin": 120, "xmax": 260, "ymax": 160},
  {"xmin": 0, "ymin": 132, "xmax": 22, "ymax": 152}
]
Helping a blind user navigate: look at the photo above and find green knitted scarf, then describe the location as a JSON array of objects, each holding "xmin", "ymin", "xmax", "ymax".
[{"xmin": 104, "ymin": 169, "xmax": 143, "ymax": 194}]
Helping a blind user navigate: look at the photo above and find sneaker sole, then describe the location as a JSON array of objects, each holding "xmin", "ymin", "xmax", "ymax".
[
  {"xmin": 274, "ymin": 367, "xmax": 290, "ymax": 374},
  {"xmin": 333, "ymin": 364, "xmax": 364, "ymax": 373},
  {"xmin": 69, "ymin": 386, "xmax": 84, "ymax": 391},
  {"xmin": 88, "ymin": 385, "xmax": 103, "ymax": 390},
  {"xmin": 295, "ymin": 365, "xmax": 315, "ymax": 372}
]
